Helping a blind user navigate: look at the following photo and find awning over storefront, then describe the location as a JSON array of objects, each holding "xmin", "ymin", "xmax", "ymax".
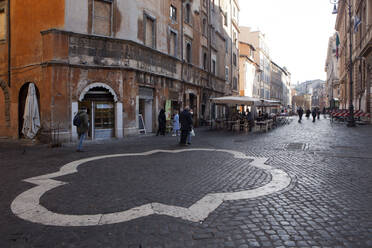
[
  {"xmin": 255, "ymin": 99, "xmax": 282, "ymax": 107},
  {"xmin": 210, "ymin": 96, "xmax": 261, "ymax": 106}
]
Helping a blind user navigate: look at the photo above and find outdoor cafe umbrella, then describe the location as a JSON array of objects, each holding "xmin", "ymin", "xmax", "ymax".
[{"xmin": 22, "ymin": 83, "xmax": 40, "ymax": 139}]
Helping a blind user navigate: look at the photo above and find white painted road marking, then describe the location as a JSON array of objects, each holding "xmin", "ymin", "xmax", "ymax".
[{"xmin": 11, "ymin": 149, "xmax": 291, "ymax": 226}]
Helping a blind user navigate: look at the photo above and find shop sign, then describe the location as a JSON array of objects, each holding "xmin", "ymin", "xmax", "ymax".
[{"xmin": 165, "ymin": 100, "xmax": 172, "ymax": 121}]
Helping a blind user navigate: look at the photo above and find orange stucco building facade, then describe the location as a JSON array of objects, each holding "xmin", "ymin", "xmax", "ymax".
[
  {"xmin": 0, "ymin": 0, "xmax": 65, "ymax": 138},
  {"xmin": 0, "ymin": 0, "xmax": 239, "ymax": 141}
]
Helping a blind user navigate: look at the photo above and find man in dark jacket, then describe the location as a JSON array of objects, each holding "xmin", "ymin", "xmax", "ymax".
[
  {"xmin": 297, "ymin": 107, "xmax": 304, "ymax": 123},
  {"xmin": 179, "ymin": 107, "xmax": 193, "ymax": 145},
  {"xmin": 77, "ymin": 107, "xmax": 89, "ymax": 152},
  {"xmin": 311, "ymin": 108, "xmax": 317, "ymax": 122},
  {"xmin": 156, "ymin": 109, "xmax": 166, "ymax": 136}
]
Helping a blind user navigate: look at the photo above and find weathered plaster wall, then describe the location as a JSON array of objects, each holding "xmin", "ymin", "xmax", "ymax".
[
  {"xmin": 64, "ymin": 0, "xmax": 88, "ymax": 34},
  {"xmin": 0, "ymin": 0, "xmax": 66, "ymax": 138},
  {"xmin": 11, "ymin": 0, "xmax": 65, "ymax": 67}
]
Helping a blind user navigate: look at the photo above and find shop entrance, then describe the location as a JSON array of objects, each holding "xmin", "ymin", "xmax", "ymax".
[
  {"xmin": 139, "ymin": 87, "xmax": 154, "ymax": 133},
  {"xmin": 139, "ymin": 98, "xmax": 153, "ymax": 133},
  {"xmin": 189, "ymin": 93, "xmax": 197, "ymax": 126},
  {"xmin": 80, "ymin": 87, "xmax": 115, "ymax": 139}
]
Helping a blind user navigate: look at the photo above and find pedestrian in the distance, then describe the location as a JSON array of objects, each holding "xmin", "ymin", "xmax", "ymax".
[
  {"xmin": 172, "ymin": 111, "xmax": 180, "ymax": 137},
  {"xmin": 297, "ymin": 107, "xmax": 304, "ymax": 123},
  {"xmin": 306, "ymin": 109, "xmax": 311, "ymax": 119},
  {"xmin": 179, "ymin": 107, "xmax": 193, "ymax": 146},
  {"xmin": 317, "ymin": 108, "xmax": 321, "ymax": 120},
  {"xmin": 186, "ymin": 109, "xmax": 194, "ymax": 145},
  {"xmin": 311, "ymin": 108, "xmax": 317, "ymax": 122},
  {"xmin": 247, "ymin": 110, "xmax": 254, "ymax": 131},
  {"xmin": 156, "ymin": 109, "xmax": 166, "ymax": 136},
  {"xmin": 76, "ymin": 107, "xmax": 89, "ymax": 152}
]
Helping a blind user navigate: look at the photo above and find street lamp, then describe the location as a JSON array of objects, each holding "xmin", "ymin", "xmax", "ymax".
[{"xmin": 330, "ymin": 0, "xmax": 356, "ymax": 127}]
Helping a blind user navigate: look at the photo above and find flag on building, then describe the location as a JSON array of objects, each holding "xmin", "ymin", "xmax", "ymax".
[{"xmin": 354, "ymin": 15, "xmax": 361, "ymax": 33}]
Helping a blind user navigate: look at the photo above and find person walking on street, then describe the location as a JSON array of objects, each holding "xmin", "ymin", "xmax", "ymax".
[
  {"xmin": 317, "ymin": 108, "xmax": 321, "ymax": 120},
  {"xmin": 172, "ymin": 111, "xmax": 180, "ymax": 137},
  {"xmin": 306, "ymin": 109, "xmax": 311, "ymax": 119},
  {"xmin": 312, "ymin": 108, "xmax": 317, "ymax": 122},
  {"xmin": 187, "ymin": 109, "xmax": 194, "ymax": 145},
  {"xmin": 179, "ymin": 107, "xmax": 193, "ymax": 146},
  {"xmin": 297, "ymin": 107, "xmax": 304, "ymax": 123},
  {"xmin": 76, "ymin": 107, "xmax": 89, "ymax": 152},
  {"xmin": 156, "ymin": 109, "xmax": 166, "ymax": 136},
  {"xmin": 247, "ymin": 110, "xmax": 254, "ymax": 131}
]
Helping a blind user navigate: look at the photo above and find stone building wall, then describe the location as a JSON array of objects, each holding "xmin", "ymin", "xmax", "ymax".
[{"xmin": 0, "ymin": 0, "xmax": 239, "ymax": 140}]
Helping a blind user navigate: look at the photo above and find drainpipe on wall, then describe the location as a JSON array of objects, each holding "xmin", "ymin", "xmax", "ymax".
[
  {"xmin": 230, "ymin": 0, "xmax": 233, "ymax": 93},
  {"xmin": 181, "ymin": 1, "xmax": 184, "ymax": 108},
  {"xmin": 7, "ymin": 0, "xmax": 11, "ymax": 87},
  {"xmin": 207, "ymin": 0, "xmax": 211, "ymax": 119}
]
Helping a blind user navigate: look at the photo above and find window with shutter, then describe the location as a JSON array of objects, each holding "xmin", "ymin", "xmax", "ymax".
[{"xmin": 0, "ymin": 1, "xmax": 6, "ymax": 40}]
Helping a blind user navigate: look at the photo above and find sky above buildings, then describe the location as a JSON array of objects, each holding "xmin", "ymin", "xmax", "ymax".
[{"xmin": 239, "ymin": 0, "xmax": 337, "ymax": 85}]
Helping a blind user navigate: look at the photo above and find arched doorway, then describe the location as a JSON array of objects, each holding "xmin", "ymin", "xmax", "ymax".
[
  {"xmin": 18, "ymin": 83, "xmax": 40, "ymax": 138},
  {"xmin": 80, "ymin": 86, "xmax": 116, "ymax": 139}
]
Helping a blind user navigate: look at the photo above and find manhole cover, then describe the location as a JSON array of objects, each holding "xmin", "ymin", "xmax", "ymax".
[{"xmin": 285, "ymin": 143, "xmax": 307, "ymax": 151}]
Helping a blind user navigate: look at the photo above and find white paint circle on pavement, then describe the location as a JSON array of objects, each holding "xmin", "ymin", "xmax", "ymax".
[{"xmin": 11, "ymin": 148, "xmax": 291, "ymax": 226}]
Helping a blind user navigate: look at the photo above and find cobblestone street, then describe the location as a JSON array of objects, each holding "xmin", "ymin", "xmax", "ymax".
[{"xmin": 1, "ymin": 117, "xmax": 372, "ymax": 248}]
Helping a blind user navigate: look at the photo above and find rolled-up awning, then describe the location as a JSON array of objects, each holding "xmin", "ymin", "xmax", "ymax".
[
  {"xmin": 210, "ymin": 96, "xmax": 261, "ymax": 106},
  {"xmin": 255, "ymin": 99, "xmax": 282, "ymax": 107},
  {"xmin": 22, "ymin": 83, "xmax": 40, "ymax": 139}
]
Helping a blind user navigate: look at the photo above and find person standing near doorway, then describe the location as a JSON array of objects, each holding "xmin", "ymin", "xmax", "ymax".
[
  {"xmin": 187, "ymin": 109, "xmax": 194, "ymax": 145},
  {"xmin": 76, "ymin": 107, "xmax": 89, "ymax": 152},
  {"xmin": 156, "ymin": 109, "xmax": 166, "ymax": 136},
  {"xmin": 179, "ymin": 107, "xmax": 193, "ymax": 146},
  {"xmin": 172, "ymin": 111, "xmax": 180, "ymax": 137}
]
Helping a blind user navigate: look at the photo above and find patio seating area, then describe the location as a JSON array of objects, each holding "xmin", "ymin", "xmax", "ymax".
[{"xmin": 209, "ymin": 95, "xmax": 292, "ymax": 133}]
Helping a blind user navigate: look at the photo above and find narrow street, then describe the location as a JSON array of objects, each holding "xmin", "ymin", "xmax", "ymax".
[{"xmin": 1, "ymin": 117, "xmax": 371, "ymax": 248}]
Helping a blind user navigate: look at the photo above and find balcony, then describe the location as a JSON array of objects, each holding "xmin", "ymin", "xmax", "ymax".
[{"xmin": 356, "ymin": 25, "xmax": 372, "ymax": 59}]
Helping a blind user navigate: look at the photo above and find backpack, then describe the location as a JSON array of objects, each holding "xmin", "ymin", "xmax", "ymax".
[{"xmin": 73, "ymin": 113, "xmax": 81, "ymax": 126}]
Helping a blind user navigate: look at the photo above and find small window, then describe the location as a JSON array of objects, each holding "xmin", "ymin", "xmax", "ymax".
[
  {"xmin": 145, "ymin": 15, "xmax": 156, "ymax": 48},
  {"xmin": 170, "ymin": 31, "xmax": 177, "ymax": 57},
  {"xmin": 185, "ymin": 3, "xmax": 191, "ymax": 24},
  {"xmin": 223, "ymin": 12, "xmax": 228, "ymax": 26},
  {"xmin": 0, "ymin": 5, "xmax": 6, "ymax": 40},
  {"xmin": 225, "ymin": 40, "xmax": 229, "ymax": 54},
  {"xmin": 212, "ymin": 59, "xmax": 216, "ymax": 75},
  {"xmin": 203, "ymin": 52, "xmax": 208, "ymax": 70},
  {"xmin": 186, "ymin": 42, "xmax": 192, "ymax": 63},
  {"xmin": 233, "ymin": 31, "xmax": 237, "ymax": 47},
  {"xmin": 233, "ymin": 77, "xmax": 238, "ymax": 90},
  {"xmin": 202, "ymin": 18, "xmax": 207, "ymax": 36},
  {"xmin": 170, "ymin": 5, "xmax": 177, "ymax": 21},
  {"xmin": 93, "ymin": 0, "xmax": 112, "ymax": 36},
  {"xmin": 233, "ymin": 53, "xmax": 237, "ymax": 66},
  {"xmin": 225, "ymin": 66, "xmax": 229, "ymax": 81}
]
